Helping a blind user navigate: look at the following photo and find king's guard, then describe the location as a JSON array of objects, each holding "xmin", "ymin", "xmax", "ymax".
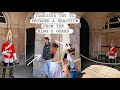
[{"xmin": 2, "ymin": 30, "xmax": 17, "ymax": 78}]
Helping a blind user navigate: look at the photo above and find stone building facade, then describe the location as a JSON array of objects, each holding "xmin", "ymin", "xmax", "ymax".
[
  {"xmin": 0, "ymin": 12, "xmax": 120, "ymax": 77},
  {"xmin": 0, "ymin": 12, "xmax": 81, "ymax": 77}
]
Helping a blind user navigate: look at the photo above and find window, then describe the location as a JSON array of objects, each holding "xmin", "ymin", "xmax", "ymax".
[
  {"xmin": 104, "ymin": 17, "xmax": 120, "ymax": 29},
  {"xmin": 0, "ymin": 12, "xmax": 6, "ymax": 23}
]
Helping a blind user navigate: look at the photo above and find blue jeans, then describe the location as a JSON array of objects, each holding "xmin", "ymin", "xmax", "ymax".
[
  {"xmin": 43, "ymin": 60, "xmax": 51, "ymax": 78},
  {"xmin": 69, "ymin": 72, "xmax": 77, "ymax": 78},
  {"xmin": 69, "ymin": 72, "xmax": 78, "ymax": 78}
]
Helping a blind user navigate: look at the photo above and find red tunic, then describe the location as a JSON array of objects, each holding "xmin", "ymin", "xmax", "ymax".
[
  {"xmin": 2, "ymin": 42, "xmax": 16, "ymax": 59},
  {"xmin": 108, "ymin": 47, "xmax": 116, "ymax": 56}
]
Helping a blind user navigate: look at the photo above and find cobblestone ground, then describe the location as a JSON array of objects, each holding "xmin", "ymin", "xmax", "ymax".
[
  {"xmin": 0, "ymin": 64, "xmax": 35, "ymax": 78},
  {"xmin": 80, "ymin": 59, "xmax": 120, "ymax": 78},
  {"xmin": 1, "ymin": 59, "xmax": 120, "ymax": 78},
  {"xmin": 14, "ymin": 66, "xmax": 35, "ymax": 78}
]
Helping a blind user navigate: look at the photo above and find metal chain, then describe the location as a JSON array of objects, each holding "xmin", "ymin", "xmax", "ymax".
[
  {"xmin": 1, "ymin": 54, "xmax": 36, "ymax": 69},
  {"xmin": 1, "ymin": 53, "xmax": 119, "ymax": 68},
  {"xmin": 80, "ymin": 54, "xmax": 120, "ymax": 65},
  {"xmin": 1, "ymin": 54, "xmax": 54, "ymax": 69},
  {"xmin": 79, "ymin": 54, "xmax": 119, "ymax": 78}
]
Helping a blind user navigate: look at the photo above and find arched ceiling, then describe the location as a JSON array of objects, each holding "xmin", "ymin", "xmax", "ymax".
[{"xmin": 4, "ymin": 12, "xmax": 120, "ymax": 30}]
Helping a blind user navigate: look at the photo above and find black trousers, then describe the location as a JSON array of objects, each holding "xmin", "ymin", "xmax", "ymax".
[{"xmin": 109, "ymin": 59, "xmax": 115, "ymax": 68}]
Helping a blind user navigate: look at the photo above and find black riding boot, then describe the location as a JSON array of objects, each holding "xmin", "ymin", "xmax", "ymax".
[
  {"xmin": 2, "ymin": 68, "xmax": 6, "ymax": 78},
  {"xmin": 9, "ymin": 67, "xmax": 14, "ymax": 78}
]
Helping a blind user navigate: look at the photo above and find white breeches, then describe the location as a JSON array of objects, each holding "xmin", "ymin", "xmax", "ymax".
[
  {"xmin": 3, "ymin": 58, "xmax": 14, "ymax": 63},
  {"xmin": 109, "ymin": 56, "xmax": 115, "ymax": 59}
]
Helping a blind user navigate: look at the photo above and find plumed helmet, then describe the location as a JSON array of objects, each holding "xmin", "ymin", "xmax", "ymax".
[{"xmin": 6, "ymin": 29, "xmax": 12, "ymax": 41}]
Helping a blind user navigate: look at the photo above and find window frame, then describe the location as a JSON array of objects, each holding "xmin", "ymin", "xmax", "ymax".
[
  {"xmin": 0, "ymin": 12, "xmax": 6, "ymax": 23},
  {"xmin": 103, "ymin": 17, "xmax": 120, "ymax": 29}
]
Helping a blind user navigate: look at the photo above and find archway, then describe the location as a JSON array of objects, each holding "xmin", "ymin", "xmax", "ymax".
[
  {"xmin": 80, "ymin": 17, "xmax": 89, "ymax": 70},
  {"xmin": 26, "ymin": 27, "xmax": 35, "ymax": 67},
  {"xmin": 25, "ymin": 12, "xmax": 35, "ymax": 67}
]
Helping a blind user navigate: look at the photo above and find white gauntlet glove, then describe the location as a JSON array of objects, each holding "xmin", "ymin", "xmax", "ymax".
[
  {"xmin": 115, "ymin": 53, "xmax": 117, "ymax": 59},
  {"xmin": 13, "ymin": 53, "xmax": 17, "ymax": 61},
  {"xmin": 2, "ymin": 51, "xmax": 10, "ymax": 57}
]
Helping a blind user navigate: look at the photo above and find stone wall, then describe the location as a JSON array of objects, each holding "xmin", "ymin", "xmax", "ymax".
[
  {"xmin": 33, "ymin": 26, "xmax": 45, "ymax": 77},
  {"xmin": 89, "ymin": 28, "xmax": 120, "ymax": 59},
  {"xmin": 89, "ymin": 31, "xmax": 102, "ymax": 59},
  {"xmin": 69, "ymin": 12, "xmax": 81, "ymax": 72},
  {"xmin": 18, "ymin": 28, "xmax": 25, "ymax": 64},
  {"xmin": 0, "ymin": 28, "xmax": 7, "ymax": 62},
  {"xmin": 101, "ymin": 29, "xmax": 120, "ymax": 57},
  {"xmin": 69, "ymin": 25, "xmax": 81, "ymax": 72}
]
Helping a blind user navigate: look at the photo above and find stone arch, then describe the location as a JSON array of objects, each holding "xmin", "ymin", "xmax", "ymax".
[
  {"xmin": 25, "ymin": 12, "xmax": 34, "ymax": 24},
  {"xmin": 79, "ymin": 15, "xmax": 90, "ymax": 70},
  {"xmin": 102, "ymin": 13, "xmax": 120, "ymax": 29},
  {"xmin": 18, "ymin": 13, "xmax": 27, "ymax": 27},
  {"xmin": 25, "ymin": 12, "xmax": 35, "ymax": 28},
  {"xmin": 80, "ymin": 13, "xmax": 96, "ymax": 30},
  {"xmin": 0, "ymin": 12, "xmax": 11, "ymax": 28},
  {"xmin": 80, "ymin": 16, "xmax": 90, "ymax": 29},
  {"xmin": 2, "ymin": 12, "xmax": 11, "ymax": 24}
]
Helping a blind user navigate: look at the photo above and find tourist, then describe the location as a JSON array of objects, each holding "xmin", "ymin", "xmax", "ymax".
[
  {"xmin": 67, "ymin": 48, "xmax": 78, "ymax": 78},
  {"xmin": 43, "ymin": 42, "xmax": 58, "ymax": 78}
]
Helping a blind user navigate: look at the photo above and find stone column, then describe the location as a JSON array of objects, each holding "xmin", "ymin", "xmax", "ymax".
[
  {"xmin": 17, "ymin": 26, "xmax": 25, "ymax": 65},
  {"xmin": 33, "ymin": 25, "xmax": 46, "ymax": 78},
  {"xmin": 10, "ymin": 24, "xmax": 20, "ymax": 64},
  {"xmin": 10, "ymin": 24, "xmax": 26, "ymax": 64},
  {"xmin": 69, "ymin": 12, "xmax": 81, "ymax": 72}
]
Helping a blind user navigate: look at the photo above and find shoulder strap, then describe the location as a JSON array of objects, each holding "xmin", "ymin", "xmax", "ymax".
[
  {"xmin": 5, "ymin": 43, "xmax": 12, "ymax": 50},
  {"xmin": 110, "ymin": 47, "xmax": 114, "ymax": 51}
]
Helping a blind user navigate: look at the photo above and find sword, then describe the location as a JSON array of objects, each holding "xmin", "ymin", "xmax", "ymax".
[{"xmin": 115, "ymin": 57, "xmax": 116, "ymax": 66}]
